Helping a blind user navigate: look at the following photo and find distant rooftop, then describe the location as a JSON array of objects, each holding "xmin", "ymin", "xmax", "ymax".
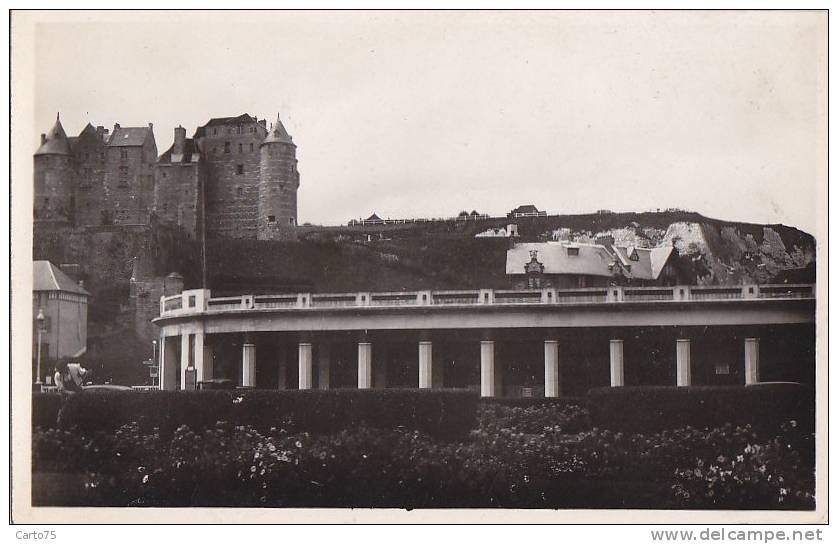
[{"xmin": 33, "ymin": 261, "xmax": 90, "ymax": 296}]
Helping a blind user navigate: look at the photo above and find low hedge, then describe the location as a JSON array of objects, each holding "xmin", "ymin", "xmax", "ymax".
[
  {"xmin": 480, "ymin": 396, "xmax": 586, "ymax": 408},
  {"xmin": 587, "ymin": 384, "xmax": 814, "ymax": 434},
  {"xmin": 56, "ymin": 388, "xmax": 478, "ymax": 439},
  {"xmin": 32, "ymin": 393, "xmax": 63, "ymax": 430}
]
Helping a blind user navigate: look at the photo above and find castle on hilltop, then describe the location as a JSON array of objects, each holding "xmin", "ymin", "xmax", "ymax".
[{"xmin": 33, "ymin": 113, "xmax": 300, "ymax": 240}]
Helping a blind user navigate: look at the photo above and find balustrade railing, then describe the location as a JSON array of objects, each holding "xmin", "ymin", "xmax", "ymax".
[
  {"xmin": 161, "ymin": 283, "xmax": 814, "ymax": 317},
  {"xmin": 432, "ymin": 290, "xmax": 480, "ymax": 305},
  {"xmin": 254, "ymin": 295, "xmax": 298, "ymax": 309},
  {"xmin": 689, "ymin": 287, "xmax": 742, "ymax": 300},
  {"xmin": 163, "ymin": 295, "xmax": 183, "ymax": 312},
  {"xmin": 494, "ymin": 290, "xmax": 543, "ymax": 304}
]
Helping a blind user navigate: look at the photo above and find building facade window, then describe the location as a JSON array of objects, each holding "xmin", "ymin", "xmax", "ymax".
[
  {"xmin": 236, "ymin": 164, "xmax": 244, "ymax": 175},
  {"xmin": 119, "ymin": 166, "xmax": 129, "ymax": 186},
  {"xmin": 238, "ymin": 143, "xmax": 243, "ymax": 153},
  {"xmin": 250, "ymin": 143, "xmax": 254, "ymax": 152},
  {"xmin": 224, "ymin": 142, "xmax": 231, "ymax": 153},
  {"xmin": 237, "ymin": 187, "xmax": 243, "ymax": 197},
  {"xmin": 120, "ymin": 149, "xmax": 128, "ymax": 161},
  {"xmin": 268, "ymin": 215, "xmax": 276, "ymax": 223}
]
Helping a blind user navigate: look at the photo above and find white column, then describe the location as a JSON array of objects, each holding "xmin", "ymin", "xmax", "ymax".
[
  {"xmin": 194, "ymin": 332, "xmax": 213, "ymax": 383},
  {"xmin": 180, "ymin": 334, "xmax": 190, "ymax": 390},
  {"xmin": 676, "ymin": 339, "xmax": 691, "ymax": 386},
  {"xmin": 419, "ymin": 341, "xmax": 433, "ymax": 389},
  {"xmin": 609, "ymin": 339, "xmax": 624, "ymax": 387},
  {"xmin": 160, "ymin": 335, "xmax": 179, "ymax": 391},
  {"xmin": 317, "ymin": 343, "xmax": 330, "ymax": 390},
  {"xmin": 480, "ymin": 340, "xmax": 495, "ymax": 397},
  {"xmin": 745, "ymin": 338, "xmax": 760, "ymax": 385},
  {"xmin": 298, "ymin": 342, "xmax": 313, "ymax": 389},
  {"xmin": 544, "ymin": 340, "xmax": 559, "ymax": 398},
  {"xmin": 297, "ymin": 342, "xmax": 311, "ymax": 389},
  {"xmin": 242, "ymin": 343, "xmax": 256, "ymax": 388},
  {"xmin": 358, "ymin": 342, "xmax": 372, "ymax": 389}
]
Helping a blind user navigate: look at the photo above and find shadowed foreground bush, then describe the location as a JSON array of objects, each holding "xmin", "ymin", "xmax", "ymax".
[
  {"xmin": 32, "ymin": 402, "xmax": 815, "ymax": 509},
  {"xmin": 54, "ymin": 389, "xmax": 479, "ymax": 440},
  {"xmin": 32, "ymin": 393, "xmax": 63, "ymax": 430}
]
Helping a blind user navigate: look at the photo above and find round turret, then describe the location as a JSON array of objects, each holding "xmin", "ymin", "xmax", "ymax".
[
  {"xmin": 257, "ymin": 114, "xmax": 300, "ymax": 240},
  {"xmin": 34, "ymin": 114, "xmax": 75, "ymax": 224}
]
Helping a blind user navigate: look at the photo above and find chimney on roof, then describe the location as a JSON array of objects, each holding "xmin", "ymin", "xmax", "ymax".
[
  {"xmin": 40, "ymin": 133, "xmax": 46, "ymax": 145},
  {"xmin": 148, "ymin": 122, "xmax": 153, "ymax": 130},
  {"xmin": 259, "ymin": 119, "xmax": 266, "ymax": 128},
  {"xmin": 113, "ymin": 123, "xmax": 121, "ymax": 132},
  {"xmin": 96, "ymin": 126, "xmax": 104, "ymax": 138},
  {"xmin": 173, "ymin": 125, "xmax": 186, "ymax": 155}
]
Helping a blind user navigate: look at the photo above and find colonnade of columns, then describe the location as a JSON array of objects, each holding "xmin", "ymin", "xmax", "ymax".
[{"xmin": 160, "ymin": 332, "xmax": 762, "ymax": 396}]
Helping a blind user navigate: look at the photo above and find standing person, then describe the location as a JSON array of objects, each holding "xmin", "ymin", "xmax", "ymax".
[
  {"xmin": 53, "ymin": 361, "xmax": 67, "ymax": 393},
  {"xmin": 64, "ymin": 361, "xmax": 88, "ymax": 393}
]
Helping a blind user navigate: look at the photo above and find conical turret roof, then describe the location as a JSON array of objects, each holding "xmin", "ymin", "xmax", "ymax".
[
  {"xmin": 262, "ymin": 113, "xmax": 294, "ymax": 145},
  {"xmin": 35, "ymin": 114, "xmax": 72, "ymax": 156}
]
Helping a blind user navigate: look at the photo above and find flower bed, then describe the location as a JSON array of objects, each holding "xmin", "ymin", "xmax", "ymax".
[{"xmin": 31, "ymin": 402, "xmax": 815, "ymax": 509}]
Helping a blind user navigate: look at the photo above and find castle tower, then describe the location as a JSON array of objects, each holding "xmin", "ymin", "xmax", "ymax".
[
  {"xmin": 34, "ymin": 114, "xmax": 75, "ymax": 224},
  {"xmin": 258, "ymin": 114, "xmax": 300, "ymax": 240}
]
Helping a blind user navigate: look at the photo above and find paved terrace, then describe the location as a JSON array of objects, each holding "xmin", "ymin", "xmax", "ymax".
[{"xmin": 152, "ymin": 284, "xmax": 815, "ymax": 395}]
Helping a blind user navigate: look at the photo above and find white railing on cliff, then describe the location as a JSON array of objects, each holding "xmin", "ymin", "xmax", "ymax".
[{"xmin": 159, "ymin": 284, "xmax": 815, "ymax": 318}]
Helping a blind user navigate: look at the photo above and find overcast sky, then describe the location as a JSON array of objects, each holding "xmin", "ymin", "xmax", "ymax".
[{"xmin": 24, "ymin": 11, "xmax": 826, "ymax": 233}]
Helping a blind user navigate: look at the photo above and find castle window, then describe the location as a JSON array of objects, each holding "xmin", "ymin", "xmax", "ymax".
[
  {"xmin": 120, "ymin": 149, "xmax": 128, "ymax": 161},
  {"xmin": 119, "ymin": 166, "xmax": 129, "ymax": 186},
  {"xmin": 100, "ymin": 152, "xmax": 105, "ymax": 161},
  {"xmin": 238, "ymin": 143, "xmax": 243, "ymax": 153},
  {"xmin": 268, "ymin": 215, "xmax": 276, "ymax": 223},
  {"xmin": 249, "ymin": 143, "xmax": 254, "ymax": 152},
  {"xmin": 213, "ymin": 128, "xmax": 217, "ymax": 136},
  {"xmin": 224, "ymin": 142, "xmax": 230, "ymax": 153},
  {"xmin": 236, "ymin": 164, "xmax": 244, "ymax": 175},
  {"xmin": 162, "ymin": 171, "xmax": 167, "ymax": 178},
  {"xmin": 237, "ymin": 187, "xmax": 243, "ymax": 197}
]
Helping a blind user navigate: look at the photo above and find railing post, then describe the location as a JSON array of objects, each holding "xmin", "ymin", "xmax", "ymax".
[
  {"xmin": 607, "ymin": 286, "xmax": 624, "ymax": 302},
  {"xmin": 416, "ymin": 291, "xmax": 431, "ymax": 306},
  {"xmin": 160, "ymin": 295, "xmax": 166, "ymax": 316},
  {"xmin": 478, "ymin": 289, "xmax": 494, "ymax": 304},
  {"xmin": 356, "ymin": 292, "xmax": 371, "ymax": 306},
  {"xmin": 540, "ymin": 289, "xmax": 556, "ymax": 304},
  {"xmin": 242, "ymin": 295, "xmax": 254, "ymax": 309},
  {"xmin": 297, "ymin": 293, "xmax": 311, "ymax": 308},
  {"xmin": 673, "ymin": 286, "xmax": 690, "ymax": 301},
  {"xmin": 742, "ymin": 285, "xmax": 759, "ymax": 299}
]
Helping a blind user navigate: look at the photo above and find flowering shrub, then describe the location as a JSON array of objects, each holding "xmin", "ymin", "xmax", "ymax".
[
  {"xmin": 672, "ymin": 423, "xmax": 815, "ymax": 510},
  {"xmin": 31, "ymin": 411, "xmax": 815, "ymax": 509},
  {"xmin": 478, "ymin": 402, "xmax": 589, "ymax": 436}
]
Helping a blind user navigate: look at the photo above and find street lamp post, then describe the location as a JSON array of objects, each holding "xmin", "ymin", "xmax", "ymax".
[
  {"xmin": 35, "ymin": 308, "xmax": 45, "ymax": 386},
  {"xmin": 152, "ymin": 340, "xmax": 158, "ymax": 387}
]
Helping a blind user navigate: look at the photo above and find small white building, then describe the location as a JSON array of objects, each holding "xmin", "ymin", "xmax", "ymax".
[
  {"xmin": 33, "ymin": 261, "xmax": 90, "ymax": 382},
  {"xmin": 475, "ymin": 224, "xmax": 519, "ymax": 238}
]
